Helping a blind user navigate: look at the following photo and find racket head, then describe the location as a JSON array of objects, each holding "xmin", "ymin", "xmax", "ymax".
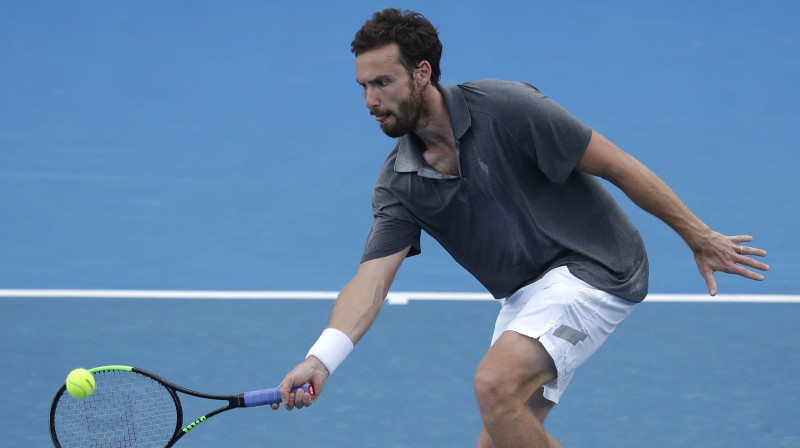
[{"xmin": 50, "ymin": 366, "xmax": 183, "ymax": 448}]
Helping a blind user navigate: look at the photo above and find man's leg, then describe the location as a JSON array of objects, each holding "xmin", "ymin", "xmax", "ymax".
[
  {"xmin": 474, "ymin": 330, "xmax": 562, "ymax": 448},
  {"xmin": 526, "ymin": 389, "xmax": 564, "ymax": 448},
  {"xmin": 477, "ymin": 387, "xmax": 563, "ymax": 448}
]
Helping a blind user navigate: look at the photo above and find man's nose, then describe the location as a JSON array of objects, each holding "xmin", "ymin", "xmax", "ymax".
[{"xmin": 364, "ymin": 86, "xmax": 379, "ymax": 110}]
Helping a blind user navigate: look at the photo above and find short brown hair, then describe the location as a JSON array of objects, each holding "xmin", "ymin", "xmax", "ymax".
[{"xmin": 351, "ymin": 8, "xmax": 443, "ymax": 86}]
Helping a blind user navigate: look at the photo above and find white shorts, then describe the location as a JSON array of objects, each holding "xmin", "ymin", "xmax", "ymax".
[{"xmin": 491, "ymin": 266, "xmax": 636, "ymax": 404}]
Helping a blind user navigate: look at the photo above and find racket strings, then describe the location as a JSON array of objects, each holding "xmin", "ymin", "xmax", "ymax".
[{"xmin": 53, "ymin": 370, "xmax": 178, "ymax": 447}]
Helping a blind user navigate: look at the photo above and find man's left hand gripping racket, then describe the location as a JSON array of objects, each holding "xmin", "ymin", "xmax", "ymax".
[{"xmin": 49, "ymin": 365, "xmax": 314, "ymax": 448}]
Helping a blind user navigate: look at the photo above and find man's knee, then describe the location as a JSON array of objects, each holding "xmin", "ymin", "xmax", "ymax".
[
  {"xmin": 473, "ymin": 363, "xmax": 510, "ymax": 408},
  {"xmin": 474, "ymin": 332, "xmax": 556, "ymax": 416},
  {"xmin": 474, "ymin": 365, "xmax": 516, "ymax": 424}
]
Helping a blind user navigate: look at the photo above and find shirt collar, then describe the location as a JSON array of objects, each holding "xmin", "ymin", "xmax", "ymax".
[{"xmin": 394, "ymin": 84, "xmax": 471, "ymax": 176}]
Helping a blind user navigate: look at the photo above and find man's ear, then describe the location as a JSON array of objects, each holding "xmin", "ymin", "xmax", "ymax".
[{"xmin": 415, "ymin": 60, "xmax": 432, "ymax": 88}]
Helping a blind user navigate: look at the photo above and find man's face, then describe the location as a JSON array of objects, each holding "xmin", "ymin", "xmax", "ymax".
[{"xmin": 355, "ymin": 43, "xmax": 424, "ymax": 138}]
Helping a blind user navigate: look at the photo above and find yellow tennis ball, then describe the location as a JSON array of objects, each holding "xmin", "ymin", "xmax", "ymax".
[{"xmin": 66, "ymin": 368, "xmax": 95, "ymax": 399}]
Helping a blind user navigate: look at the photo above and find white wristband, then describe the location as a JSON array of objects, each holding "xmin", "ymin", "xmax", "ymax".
[{"xmin": 306, "ymin": 328, "xmax": 354, "ymax": 375}]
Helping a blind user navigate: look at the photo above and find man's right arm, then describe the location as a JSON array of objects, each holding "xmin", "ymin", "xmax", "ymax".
[
  {"xmin": 327, "ymin": 246, "xmax": 410, "ymax": 344},
  {"xmin": 275, "ymin": 246, "xmax": 410, "ymax": 409}
]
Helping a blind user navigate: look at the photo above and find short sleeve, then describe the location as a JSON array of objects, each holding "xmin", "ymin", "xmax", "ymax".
[
  {"xmin": 503, "ymin": 83, "xmax": 593, "ymax": 184},
  {"xmin": 361, "ymin": 184, "xmax": 422, "ymax": 263}
]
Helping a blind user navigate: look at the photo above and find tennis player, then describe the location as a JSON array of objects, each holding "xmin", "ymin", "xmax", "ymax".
[{"xmin": 275, "ymin": 8, "xmax": 769, "ymax": 447}]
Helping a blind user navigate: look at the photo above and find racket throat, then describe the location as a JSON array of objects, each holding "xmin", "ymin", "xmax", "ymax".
[{"xmin": 181, "ymin": 415, "xmax": 207, "ymax": 433}]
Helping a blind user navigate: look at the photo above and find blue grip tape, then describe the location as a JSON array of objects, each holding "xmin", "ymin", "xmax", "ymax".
[{"xmin": 243, "ymin": 383, "xmax": 311, "ymax": 407}]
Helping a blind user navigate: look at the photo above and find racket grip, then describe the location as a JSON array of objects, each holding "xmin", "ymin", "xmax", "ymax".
[{"xmin": 243, "ymin": 382, "xmax": 315, "ymax": 407}]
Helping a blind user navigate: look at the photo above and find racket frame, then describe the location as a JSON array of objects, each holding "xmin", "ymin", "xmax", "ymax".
[{"xmin": 49, "ymin": 365, "xmax": 309, "ymax": 448}]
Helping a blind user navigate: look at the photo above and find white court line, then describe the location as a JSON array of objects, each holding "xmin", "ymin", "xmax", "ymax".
[{"xmin": 0, "ymin": 289, "xmax": 798, "ymax": 304}]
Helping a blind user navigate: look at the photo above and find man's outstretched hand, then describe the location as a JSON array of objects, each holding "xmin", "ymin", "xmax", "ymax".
[{"xmin": 693, "ymin": 233, "xmax": 769, "ymax": 296}]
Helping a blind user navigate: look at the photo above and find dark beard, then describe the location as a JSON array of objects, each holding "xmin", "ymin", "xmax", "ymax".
[{"xmin": 379, "ymin": 82, "xmax": 424, "ymax": 138}]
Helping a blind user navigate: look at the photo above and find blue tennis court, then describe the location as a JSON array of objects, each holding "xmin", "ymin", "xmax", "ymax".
[{"xmin": 1, "ymin": 1, "xmax": 798, "ymax": 446}]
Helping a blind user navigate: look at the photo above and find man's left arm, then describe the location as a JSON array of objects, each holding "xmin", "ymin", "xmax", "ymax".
[{"xmin": 576, "ymin": 130, "xmax": 769, "ymax": 295}]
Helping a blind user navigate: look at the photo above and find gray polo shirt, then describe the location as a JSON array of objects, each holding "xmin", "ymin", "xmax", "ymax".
[{"xmin": 361, "ymin": 79, "xmax": 649, "ymax": 302}]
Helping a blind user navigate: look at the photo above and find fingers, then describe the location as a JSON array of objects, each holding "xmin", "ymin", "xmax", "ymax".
[
  {"xmin": 275, "ymin": 386, "xmax": 312, "ymax": 411},
  {"xmin": 278, "ymin": 378, "xmax": 292, "ymax": 407},
  {"xmin": 733, "ymin": 254, "xmax": 770, "ymax": 277},
  {"xmin": 273, "ymin": 357, "xmax": 328, "ymax": 411},
  {"xmin": 695, "ymin": 233, "xmax": 769, "ymax": 295},
  {"xmin": 702, "ymin": 269, "xmax": 718, "ymax": 296},
  {"xmin": 293, "ymin": 388, "xmax": 314, "ymax": 409},
  {"xmin": 276, "ymin": 378, "xmax": 312, "ymax": 411},
  {"xmin": 732, "ymin": 236, "xmax": 770, "ymax": 277},
  {"xmin": 730, "ymin": 234, "xmax": 754, "ymax": 245},
  {"xmin": 732, "ymin": 235, "xmax": 768, "ymax": 258}
]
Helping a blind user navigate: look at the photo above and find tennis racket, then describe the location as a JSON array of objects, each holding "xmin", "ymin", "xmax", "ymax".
[{"xmin": 49, "ymin": 365, "xmax": 314, "ymax": 448}]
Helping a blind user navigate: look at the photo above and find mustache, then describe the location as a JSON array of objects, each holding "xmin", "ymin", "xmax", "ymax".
[{"xmin": 370, "ymin": 108, "xmax": 390, "ymax": 116}]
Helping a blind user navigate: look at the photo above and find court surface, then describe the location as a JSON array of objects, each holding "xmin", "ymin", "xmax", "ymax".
[{"xmin": 1, "ymin": 1, "xmax": 798, "ymax": 446}]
